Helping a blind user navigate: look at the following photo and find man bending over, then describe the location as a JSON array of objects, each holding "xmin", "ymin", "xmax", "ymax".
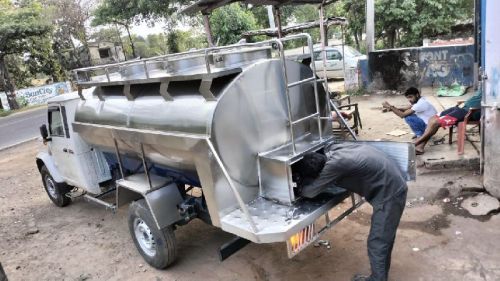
[{"xmin": 295, "ymin": 142, "xmax": 408, "ymax": 281}]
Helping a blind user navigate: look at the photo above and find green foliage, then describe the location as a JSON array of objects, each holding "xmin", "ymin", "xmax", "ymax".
[
  {"xmin": 166, "ymin": 30, "xmax": 207, "ymax": 54},
  {"xmin": 209, "ymin": 3, "xmax": 258, "ymax": 46},
  {"xmin": 0, "ymin": 0, "xmax": 53, "ymax": 109}
]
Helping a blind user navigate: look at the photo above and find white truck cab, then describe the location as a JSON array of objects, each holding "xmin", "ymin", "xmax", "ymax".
[{"xmin": 36, "ymin": 91, "xmax": 111, "ymax": 204}]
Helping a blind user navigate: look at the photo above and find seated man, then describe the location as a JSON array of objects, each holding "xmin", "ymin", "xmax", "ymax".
[
  {"xmin": 382, "ymin": 87, "xmax": 437, "ymax": 138},
  {"xmin": 414, "ymin": 90, "xmax": 482, "ymax": 154},
  {"xmin": 295, "ymin": 142, "xmax": 408, "ymax": 281}
]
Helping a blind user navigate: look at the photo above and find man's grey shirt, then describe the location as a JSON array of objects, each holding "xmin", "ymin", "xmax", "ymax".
[{"xmin": 301, "ymin": 142, "xmax": 407, "ymax": 205}]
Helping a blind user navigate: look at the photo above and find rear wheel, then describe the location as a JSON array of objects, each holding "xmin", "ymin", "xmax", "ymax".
[
  {"xmin": 128, "ymin": 199, "xmax": 177, "ymax": 269},
  {"xmin": 40, "ymin": 166, "xmax": 71, "ymax": 207}
]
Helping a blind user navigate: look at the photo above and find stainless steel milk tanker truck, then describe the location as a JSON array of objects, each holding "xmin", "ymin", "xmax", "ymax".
[{"xmin": 35, "ymin": 34, "xmax": 415, "ymax": 268}]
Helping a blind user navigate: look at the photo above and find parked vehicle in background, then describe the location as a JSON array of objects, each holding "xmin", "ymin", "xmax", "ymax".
[{"xmin": 312, "ymin": 45, "xmax": 366, "ymax": 79}]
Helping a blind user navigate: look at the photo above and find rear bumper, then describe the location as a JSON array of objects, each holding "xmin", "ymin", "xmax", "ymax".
[{"xmin": 220, "ymin": 191, "xmax": 362, "ymax": 243}]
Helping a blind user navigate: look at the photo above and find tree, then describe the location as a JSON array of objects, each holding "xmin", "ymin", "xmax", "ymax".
[
  {"xmin": 44, "ymin": 0, "xmax": 94, "ymax": 68},
  {"xmin": 373, "ymin": 0, "xmax": 473, "ymax": 48},
  {"xmin": 0, "ymin": 0, "xmax": 52, "ymax": 110},
  {"xmin": 209, "ymin": 3, "xmax": 258, "ymax": 46},
  {"xmin": 92, "ymin": 0, "xmax": 141, "ymax": 58}
]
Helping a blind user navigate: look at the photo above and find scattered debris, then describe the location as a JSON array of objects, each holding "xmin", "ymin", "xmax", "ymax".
[
  {"xmin": 25, "ymin": 229, "xmax": 39, "ymax": 236},
  {"xmin": 412, "ymin": 247, "xmax": 420, "ymax": 252},
  {"xmin": 314, "ymin": 240, "xmax": 331, "ymax": 249},
  {"xmin": 386, "ymin": 129, "xmax": 408, "ymax": 137},
  {"xmin": 76, "ymin": 273, "xmax": 92, "ymax": 281},
  {"xmin": 461, "ymin": 193, "xmax": 500, "ymax": 216},
  {"xmin": 443, "ymin": 198, "xmax": 451, "ymax": 203}
]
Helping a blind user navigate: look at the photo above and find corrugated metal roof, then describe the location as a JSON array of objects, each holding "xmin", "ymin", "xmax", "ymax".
[
  {"xmin": 181, "ymin": 0, "xmax": 336, "ymax": 15},
  {"xmin": 242, "ymin": 16, "xmax": 347, "ymax": 37}
]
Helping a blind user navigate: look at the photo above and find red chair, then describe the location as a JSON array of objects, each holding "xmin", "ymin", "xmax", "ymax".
[{"xmin": 448, "ymin": 108, "xmax": 480, "ymax": 155}]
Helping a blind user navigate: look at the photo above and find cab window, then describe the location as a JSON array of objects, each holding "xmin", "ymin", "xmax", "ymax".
[
  {"xmin": 326, "ymin": 50, "xmax": 342, "ymax": 60},
  {"xmin": 313, "ymin": 51, "xmax": 322, "ymax": 61},
  {"xmin": 48, "ymin": 107, "xmax": 65, "ymax": 137}
]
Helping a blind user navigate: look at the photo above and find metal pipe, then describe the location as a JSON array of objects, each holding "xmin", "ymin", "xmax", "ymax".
[
  {"xmin": 318, "ymin": 5, "xmax": 334, "ymax": 127},
  {"xmin": 113, "ymin": 138, "xmax": 125, "ymax": 179},
  {"xmin": 341, "ymin": 25, "xmax": 347, "ymax": 92},
  {"xmin": 366, "ymin": 0, "xmax": 375, "ymax": 53},
  {"xmin": 275, "ymin": 39, "xmax": 296, "ymax": 154},
  {"xmin": 318, "ymin": 6, "xmax": 330, "ymax": 96},
  {"xmin": 287, "ymin": 77, "xmax": 315, "ymax": 88},
  {"xmin": 140, "ymin": 143, "xmax": 152, "ymax": 189},
  {"xmin": 330, "ymin": 99, "xmax": 358, "ymax": 139},
  {"xmin": 291, "ymin": 112, "xmax": 319, "ymax": 125},
  {"xmin": 267, "ymin": 6, "xmax": 276, "ymax": 30},
  {"xmin": 206, "ymin": 139, "xmax": 259, "ymax": 234},
  {"xmin": 305, "ymin": 33, "xmax": 324, "ymax": 141}
]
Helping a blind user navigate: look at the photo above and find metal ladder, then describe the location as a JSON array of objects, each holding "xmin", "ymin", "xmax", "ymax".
[{"xmin": 277, "ymin": 34, "xmax": 356, "ymax": 155}]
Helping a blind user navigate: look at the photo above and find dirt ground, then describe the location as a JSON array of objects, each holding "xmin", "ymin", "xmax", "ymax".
[{"xmin": 1, "ymin": 92, "xmax": 499, "ymax": 281}]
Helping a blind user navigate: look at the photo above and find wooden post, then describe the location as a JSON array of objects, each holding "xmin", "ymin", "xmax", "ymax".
[
  {"xmin": 203, "ymin": 14, "xmax": 214, "ymax": 47},
  {"xmin": 273, "ymin": 6, "xmax": 283, "ymax": 39}
]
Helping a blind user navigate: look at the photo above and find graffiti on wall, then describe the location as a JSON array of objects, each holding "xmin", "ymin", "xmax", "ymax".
[
  {"xmin": 0, "ymin": 82, "xmax": 72, "ymax": 110},
  {"xmin": 419, "ymin": 46, "xmax": 474, "ymax": 86},
  {"xmin": 366, "ymin": 44, "xmax": 474, "ymax": 91}
]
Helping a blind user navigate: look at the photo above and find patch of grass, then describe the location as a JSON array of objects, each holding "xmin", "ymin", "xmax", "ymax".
[
  {"xmin": 345, "ymin": 88, "xmax": 366, "ymax": 96},
  {"xmin": 0, "ymin": 109, "xmax": 12, "ymax": 117},
  {"xmin": 0, "ymin": 104, "xmax": 46, "ymax": 118}
]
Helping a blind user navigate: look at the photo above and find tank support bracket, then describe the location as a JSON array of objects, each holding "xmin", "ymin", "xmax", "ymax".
[
  {"xmin": 199, "ymin": 78, "xmax": 216, "ymax": 101},
  {"xmin": 159, "ymin": 81, "xmax": 174, "ymax": 101},
  {"xmin": 123, "ymin": 84, "xmax": 134, "ymax": 101}
]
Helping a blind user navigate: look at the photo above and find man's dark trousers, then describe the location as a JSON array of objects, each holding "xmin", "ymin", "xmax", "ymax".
[{"xmin": 367, "ymin": 188, "xmax": 407, "ymax": 281}]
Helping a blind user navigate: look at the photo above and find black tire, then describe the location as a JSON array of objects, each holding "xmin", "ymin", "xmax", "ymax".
[
  {"xmin": 40, "ymin": 165, "xmax": 71, "ymax": 207},
  {"xmin": 128, "ymin": 199, "xmax": 177, "ymax": 269}
]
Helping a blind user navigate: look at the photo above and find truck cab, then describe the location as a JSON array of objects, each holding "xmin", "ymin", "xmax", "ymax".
[{"xmin": 36, "ymin": 91, "xmax": 111, "ymax": 202}]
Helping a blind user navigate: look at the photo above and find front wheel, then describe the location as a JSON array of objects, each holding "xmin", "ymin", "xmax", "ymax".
[
  {"xmin": 128, "ymin": 199, "xmax": 177, "ymax": 269},
  {"xmin": 40, "ymin": 165, "xmax": 71, "ymax": 207}
]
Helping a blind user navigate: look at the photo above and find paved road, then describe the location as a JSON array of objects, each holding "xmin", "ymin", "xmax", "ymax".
[{"xmin": 0, "ymin": 107, "xmax": 46, "ymax": 150}]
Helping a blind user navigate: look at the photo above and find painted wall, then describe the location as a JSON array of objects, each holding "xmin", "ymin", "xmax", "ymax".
[
  {"xmin": 364, "ymin": 44, "xmax": 474, "ymax": 91},
  {"xmin": 0, "ymin": 81, "xmax": 72, "ymax": 110}
]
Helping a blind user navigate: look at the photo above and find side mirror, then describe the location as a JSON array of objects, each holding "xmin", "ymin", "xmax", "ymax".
[{"xmin": 40, "ymin": 124, "xmax": 50, "ymax": 143}]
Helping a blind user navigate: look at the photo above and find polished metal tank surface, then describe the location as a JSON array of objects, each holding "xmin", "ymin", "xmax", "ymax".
[{"xmin": 73, "ymin": 52, "xmax": 332, "ymax": 227}]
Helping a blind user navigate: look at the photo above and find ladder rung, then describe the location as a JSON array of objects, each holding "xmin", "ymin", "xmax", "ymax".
[
  {"xmin": 287, "ymin": 77, "xmax": 315, "ymax": 88},
  {"xmin": 291, "ymin": 112, "xmax": 319, "ymax": 125}
]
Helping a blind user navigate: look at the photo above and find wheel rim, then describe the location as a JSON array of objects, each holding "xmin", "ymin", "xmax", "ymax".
[
  {"xmin": 45, "ymin": 175, "xmax": 58, "ymax": 199},
  {"xmin": 134, "ymin": 218, "xmax": 156, "ymax": 257}
]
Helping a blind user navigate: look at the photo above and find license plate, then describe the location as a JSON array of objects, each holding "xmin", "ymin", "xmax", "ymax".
[{"xmin": 286, "ymin": 223, "xmax": 318, "ymax": 258}]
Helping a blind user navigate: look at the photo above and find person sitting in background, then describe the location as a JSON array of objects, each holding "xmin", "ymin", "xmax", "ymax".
[
  {"xmin": 382, "ymin": 87, "xmax": 437, "ymax": 139},
  {"xmin": 414, "ymin": 90, "xmax": 482, "ymax": 155}
]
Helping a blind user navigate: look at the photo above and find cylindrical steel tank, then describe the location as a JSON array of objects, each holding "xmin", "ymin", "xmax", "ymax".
[{"xmin": 73, "ymin": 48, "xmax": 331, "ymax": 225}]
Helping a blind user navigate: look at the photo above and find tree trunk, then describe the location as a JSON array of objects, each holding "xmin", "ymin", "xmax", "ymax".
[
  {"xmin": 354, "ymin": 29, "xmax": 360, "ymax": 50},
  {"xmin": 387, "ymin": 28, "xmax": 396, "ymax": 49},
  {"xmin": 125, "ymin": 25, "xmax": 137, "ymax": 58},
  {"xmin": 115, "ymin": 24, "xmax": 126, "ymax": 61},
  {"xmin": 0, "ymin": 96, "xmax": 3, "ymax": 110},
  {"xmin": 0, "ymin": 56, "xmax": 19, "ymax": 110}
]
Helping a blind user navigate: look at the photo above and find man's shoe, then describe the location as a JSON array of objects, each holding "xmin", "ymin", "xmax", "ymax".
[{"xmin": 352, "ymin": 274, "xmax": 370, "ymax": 281}]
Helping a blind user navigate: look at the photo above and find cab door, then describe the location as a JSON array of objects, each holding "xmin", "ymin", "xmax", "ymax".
[
  {"xmin": 47, "ymin": 105, "xmax": 80, "ymax": 185},
  {"xmin": 325, "ymin": 50, "xmax": 343, "ymax": 77}
]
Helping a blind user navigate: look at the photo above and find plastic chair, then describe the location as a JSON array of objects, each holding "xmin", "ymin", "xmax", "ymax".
[{"xmin": 448, "ymin": 108, "xmax": 480, "ymax": 155}]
